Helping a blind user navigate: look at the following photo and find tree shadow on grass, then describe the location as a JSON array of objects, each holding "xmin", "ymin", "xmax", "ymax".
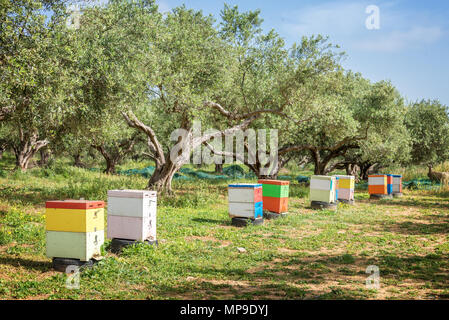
[
  {"xmin": 0, "ymin": 186, "xmax": 56, "ymax": 207},
  {"xmin": 0, "ymin": 255, "xmax": 52, "ymax": 272},
  {"xmin": 385, "ymin": 220, "xmax": 449, "ymax": 235},
  {"xmin": 362, "ymin": 197, "xmax": 449, "ymax": 210},
  {"xmin": 149, "ymin": 279, "xmax": 371, "ymax": 300},
  {"xmin": 154, "ymin": 252, "xmax": 449, "ymax": 299},
  {"xmin": 191, "ymin": 218, "xmax": 228, "ymax": 225}
]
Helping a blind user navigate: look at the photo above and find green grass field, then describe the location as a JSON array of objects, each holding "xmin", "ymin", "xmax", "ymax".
[{"xmin": 0, "ymin": 155, "xmax": 448, "ymax": 300}]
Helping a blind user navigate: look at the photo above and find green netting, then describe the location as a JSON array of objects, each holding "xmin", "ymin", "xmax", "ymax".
[
  {"xmin": 277, "ymin": 175, "xmax": 295, "ymax": 181},
  {"xmin": 402, "ymin": 179, "xmax": 441, "ymax": 190},
  {"xmin": 119, "ymin": 166, "xmax": 155, "ymax": 178},
  {"xmin": 116, "ymin": 164, "xmax": 256, "ymax": 181},
  {"xmin": 96, "ymin": 166, "xmax": 445, "ymax": 189},
  {"xmin": 296, "ymin": 176, "xmax": 310, "ymax": 183},
  {"xmin": 222, "ymin": 165, "xmax": 246, "ymax": 178}
]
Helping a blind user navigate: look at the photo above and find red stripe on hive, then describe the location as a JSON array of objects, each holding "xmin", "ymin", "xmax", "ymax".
[
  {"xmin": 258, "ymin": 180, "xmax": 290, "ymax": 186},
  {"xmin": 254, "ymin": 188, "xmax": 263, "ymax": 203},
  {"xmin": 46, "ymin": 200, "xmax": 105, "ymax": 209}
]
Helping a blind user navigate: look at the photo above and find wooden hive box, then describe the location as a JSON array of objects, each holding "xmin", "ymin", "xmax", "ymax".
[
  {"xmin": 228, "ymin": 184, "xmax": 263, "ymax": 219},
  {"xmin": 46, "ymin": 230, "xmax": 104, "ymax": 261},
  {"xmin": 258, "ymin": 180, "xmax": 289, "ymax": 213},
  {"xmin": 368, "ymin": 175, "xmax": 388, "ymax": 195},
  {"xmin": 334, "ymin": 175, "xmax": 355, "ymax": 202},
  {"xmin": 45, "ymin": 200, "xmax": 105, "ymax": 261},
  {"xmin": 392, "ymin": 175, "xmax": 403, "ymax": 193},
  {"xmin": 107, "ymin": 190, "xmax": 157, "ymax": 241},
  {"xmin": 310, "ymin": 176, "xmax": 337, "ymax": 204},
  {"xmin": 387, "ymin": 174, "xmax": 394, "ymax": 194},
  {"xmin": 46, "ymin": 200, "xmax": 104, "ymax": 233}
]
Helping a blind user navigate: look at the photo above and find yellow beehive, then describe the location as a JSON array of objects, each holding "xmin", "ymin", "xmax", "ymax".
[{"xmin": 46, "ymin": 208, "xmax": 104, "ymax": 233}]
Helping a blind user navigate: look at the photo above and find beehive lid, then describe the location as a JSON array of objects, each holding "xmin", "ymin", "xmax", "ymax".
[
  {"xmin": 107, "ymin": 190, "xmax": 157, "ymax": 198},
  {"xmin": 258, "ymin": 180, "xmax": 290, "ymax": 186},
  {"xmin": 228, "ymin": 184, "xmax": 262, "ymax": 188},
  {"xmin": 334, "ymin": 175, "xmax": 355, "ymax": 180},
  {"xmin": 311, "ymin": 175, "xmax": 334, "ymax": 180},
  {"xmin": 46, "ymin": 200, "xmax": 105, "ymax": 209},
  {"xmin": 392, "ymin": 174, "xmax": 402, "ymax": 178},
  {"xmin": 369, "ymin": 174, "xmax": 387, "ymax": 178}
]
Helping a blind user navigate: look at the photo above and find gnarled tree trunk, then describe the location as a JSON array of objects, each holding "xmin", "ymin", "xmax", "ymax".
[
  {"xmin": 123, "ymin": 109, "xmax": 256, "ymax": 194},
  {"xmin": 214, "ymin": 164, "xmax": 223, "ymax": 174},
  {"xmin": 12, "ymin": 130, "xmax": 48, "ymax": 171},
  {"xmin": 0, "ymin": 140, "xmax": 7, "ymax": 160},
  {"xmin": 73, "ymin": 153, "xmax": 86, "ymax": 168},
  {"xmin": 92, "ymin": 136, "xmax": 138, "ymax": 174},
  {"xmin": 38, "ymin": 148, "xmax": 51, "ymax": 167}
]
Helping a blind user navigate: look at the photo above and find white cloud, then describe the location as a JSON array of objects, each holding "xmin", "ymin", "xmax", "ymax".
[
  {"xmin": 356, "ymin": 26, "xmax": 443, "ymax": 52},
  {"xmin": 282, "ymin": 2, "xmax": 366, "ymax": 38},
  {"xmin": 281, "ymin": 1, "xmax": 445, "ymax": 53}
]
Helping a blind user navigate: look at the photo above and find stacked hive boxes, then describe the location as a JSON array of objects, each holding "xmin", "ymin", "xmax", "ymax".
[
  {"xmin": 46, "ymin": 200, "xmax": 105, "ymax": 261},
  {"xmin": 228, "ymin": 184, "xmax": 263, "ymax": 220},
  {"xmin": 258, "ymin": 180, "xmax": 289, "ymax": 214},
  {"xmin": 334, "ymin": 175, "xmax": 355, "ymax": 204},
  {"xmin": 368, "ymin": 175, "xmax": 389, "ymax": 197},
  {"xmin": 387, "ymin": 174, "xmax": 394, "ymax": 195},
  {"xmin": 107, "ymin": 190, "xmax": 157, "ymax": 242},
  {"xmin": 310, "ymin": 176, "xmax": 337, "ymax": 205},
  {"xmin": 392, "ymin": 175, "xmax": 403, "ymax": 196}
]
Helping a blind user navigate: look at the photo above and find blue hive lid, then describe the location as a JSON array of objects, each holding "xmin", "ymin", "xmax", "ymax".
[{"xmin": 228, "ymin": 184, "xmax": 262, "ymax": 188}]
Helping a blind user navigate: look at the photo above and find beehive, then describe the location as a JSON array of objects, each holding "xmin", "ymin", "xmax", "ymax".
[
  {"xmin": 387, "ymin": 174, "xmax": 394, "ymax": 195},
  {"xmin": 228, "ymin": 184, "xmax": 263, "ymax": 219},
  {"xmin": 107, "ymin": 190, "xmax": 157, "ymax": 242},
  {"xmin": 310, "ymin": 176, "xmax": 337, "ymax": 204},
  {"xmin": 368, "ymin": 175, "xmax": 388, "ymax": 195},
  {"xmin": 392, "ymin": 175, "xmax": 403, "ymax": 194},
  {"xmin": 334, "ymin": 175, "xmax": 355, "ymax": 203},
  {"xmin": 258, "ymin": 180, "xmax": 289, "ymax": 214},
  {"xmin": 45, "ymin": 200, "xmax": 105, "ymax": 261}
]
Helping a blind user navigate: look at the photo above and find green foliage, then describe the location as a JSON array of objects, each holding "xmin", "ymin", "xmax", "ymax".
[
  {"xmin": 0, "ymin": 0, "xmax": 77, "ymax": 158},
  {"xmin": 405, "ymin": 100, "xmax": 449, "ymax": 166}
]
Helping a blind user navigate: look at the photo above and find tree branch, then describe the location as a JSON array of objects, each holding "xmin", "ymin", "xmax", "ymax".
[{"xmin": 122, "ymin": 111, "xmax": 166, "ymax": 165}]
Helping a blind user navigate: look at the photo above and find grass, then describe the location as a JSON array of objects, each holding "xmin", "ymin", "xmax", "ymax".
[{"xmin": 0, "ymin": 155, "xmax": 448, "ymax": 300}]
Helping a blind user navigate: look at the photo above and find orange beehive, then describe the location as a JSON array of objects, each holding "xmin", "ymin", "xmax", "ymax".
[
  {"xmin": 258, "ymin": 180, "xmax": 290, "ymax": 214},
  {"xmin": 368, "ymin": 175, "xmax": 388, "ymax": 195}
]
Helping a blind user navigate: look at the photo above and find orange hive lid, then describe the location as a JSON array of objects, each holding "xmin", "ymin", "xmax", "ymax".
[
  {"xmin": 258, "ymin": 180, "xmax": 290, "ymax": 186},
  {"xmin": 368, "ymin": 175, "xmax": 387, "ymax": 178},
  {"xmin": 46, "ymin": 200, "xmax": 105, "ymax": 209}
]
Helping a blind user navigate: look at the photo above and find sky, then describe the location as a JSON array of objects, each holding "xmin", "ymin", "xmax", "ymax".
[{"xmin": 156, "ymin": 0, "xmax": 449, "ymax": 106}]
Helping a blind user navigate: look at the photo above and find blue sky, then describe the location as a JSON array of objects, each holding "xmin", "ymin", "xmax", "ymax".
[{"xmin": 156, "ymin": 0, "xmax": 449, "ymax": 105}]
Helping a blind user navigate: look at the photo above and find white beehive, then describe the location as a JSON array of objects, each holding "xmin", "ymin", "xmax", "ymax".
[
  {"xmin": 228, "ymin": 184, "xmax": 263, "ymax": 219},
  {"xmin": 310, "ymin": 176, "xmax": 337, "ymax": 204},
  {"xmin": 107, "ymin": 190, "xmax": 157, "ymax": 242}
]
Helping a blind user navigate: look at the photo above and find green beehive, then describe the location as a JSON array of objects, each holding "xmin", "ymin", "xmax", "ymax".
[{"xmin": 261, "ymin": 183, "xmax": 289, "ymax": 198}]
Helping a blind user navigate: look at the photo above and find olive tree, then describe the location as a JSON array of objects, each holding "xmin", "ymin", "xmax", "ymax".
[
  {"xmin": 0, "ymin": 0, "xmax": 77, "ymax": 170},
  {"xmin": 204, "ymin": 5, "xmax": 344, "ymax": 178},
  {"xmin": 405, "ymin": 99, "xmax": 449, "ymax": 171}
]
